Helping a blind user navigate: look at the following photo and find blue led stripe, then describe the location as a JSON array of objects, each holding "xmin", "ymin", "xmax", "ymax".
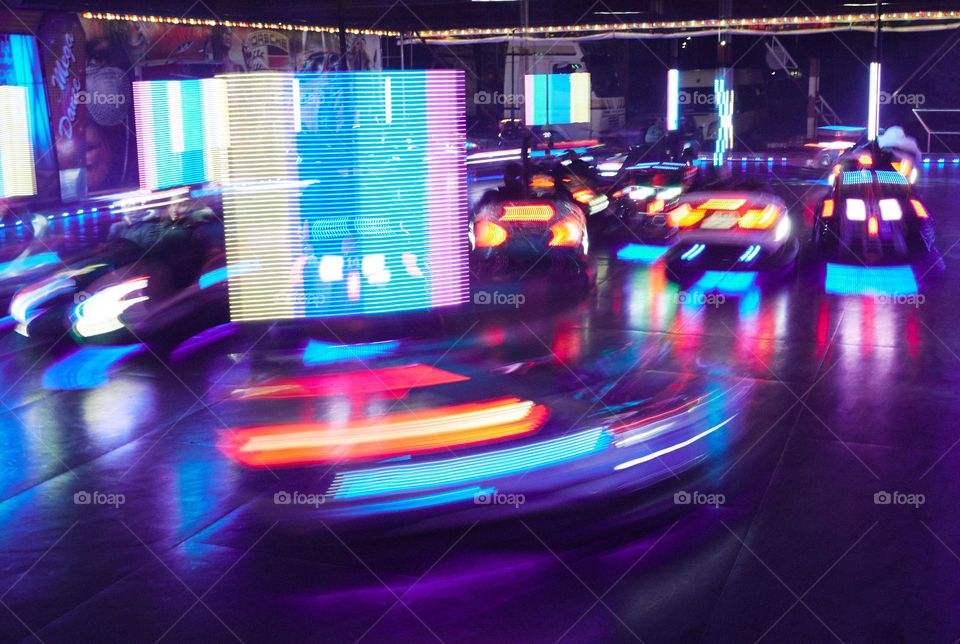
[
  {"xmin": 681, "ymin": 244, "xmax": 706, "ymax": 261},
  {"xmin": 824, "ymin": 263, "xmax": 918, "ymax": 296},
  {"xmin": 617, "ymin": 244, "xmax": 669, "ymax": 263},
  {"xmin": 330, "ymin": 427, "xmax": 610, "ymax": 500},
  {"xmin": 333, "ymin": 486, "xmax": 493, "ymax": 516},
  {"xmin": 875, "ymin": 170, "xmax": 908, "ymax": 185},
  {"xmin": 548, "ymin": 73, "xmax": 571, "ymax": 125},
  {"xmin": 841, "ymin": 170, "xmax": 874, "ymax": 185},
  {"xmin": 302, "ymin": 339, "xmax": 399, "ymax": 365}
]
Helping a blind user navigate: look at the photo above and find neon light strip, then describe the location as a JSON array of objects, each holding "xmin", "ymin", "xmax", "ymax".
[
  {"xmin": 666, "ymin": 69, "xmax": 679, "ymax": 131},
  {"xmin": 223, "ymin": 397, "xmax": 549, "ymax": 467},
  {"xmin": 824, "ymin": 263, "xmax": 918, "ymax": 296},
  {"xmin": 329, "ymin": 427, "xmax": 610, "ymax": 500},
  {"xmin": 868, "ymin": 62, "xmax": 881, "ymax": 141},
  {"xmin": 613, "ymin": 416, "xmax": 735, "ymax": 471},
  {"xmin": 617, "ymin": 244, "xmax": 669, "ymax": 263},
  {"xmin": 333, "ymin": 486, "xmax": 494, "ymax": 516}
]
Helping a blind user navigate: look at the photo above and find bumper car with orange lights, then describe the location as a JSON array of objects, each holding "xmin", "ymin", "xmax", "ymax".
[
  {"xmin": 661, "ymin": 193, "xmax": 799, "ymax": 275},
  {"xmin": 607, "ymin": 161, "xmax": 699, "ymax": 242},
  {"xmin": 470, "ymin": 198, "xmax": 589, "ymax": 274},
  {"xmin": 219, "ymin": 361, "xmax": 751, "ymax": 526}
]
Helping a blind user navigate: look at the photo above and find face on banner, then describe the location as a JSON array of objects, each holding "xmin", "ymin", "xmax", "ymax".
[{"xmin": 39, "ymin": 12, "xmax": 87, "ymax": 201}]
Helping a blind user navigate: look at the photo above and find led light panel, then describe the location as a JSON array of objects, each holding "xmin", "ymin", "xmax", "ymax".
[
  {"xmin": 133, "ymin": 78, "xmax": 228, "ymax": 191},
  {"xmin": 713, "ymin": 71, "xmax": 735, "ymax": 165},
  {"xmin": 524, "ymin": 73, "xmax": 591, "ymax": 126},
  {"xmin": 0, "ymin": 85, "xmax": 36, "ymax": 198},
  {"xmin": 221, "ymin": 70, "xmax": 468, "ymax": 321}
]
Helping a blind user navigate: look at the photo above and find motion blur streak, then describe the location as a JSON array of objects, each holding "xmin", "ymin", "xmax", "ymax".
[
  {"xmin": 329, "ymin": 427, "xmax": 610, "ymax": 500},
  {"xmin": 72, "ymin": 278, "xmax": 150, "ymax": 338},
  {"xmin": 170, "ymin": 323, "xmax": 239, "ymax": 360},
  {"xmin": 613, "ymin": 416, "xmax": 737, "ymax": 471},
  {"xmin": 41, "ymin": 345, "xmax": 144, "ymax": 390},
  {"xmin": 329, "ymin": 486, "xmax": 494, "ymax": 517},
  {"xmin": 230, "ymin": 363, "xmax": 469, "ymax": 400},
  {"xmin": 221, "ymin": 398, "xmax": 549, "ymax": 467}
]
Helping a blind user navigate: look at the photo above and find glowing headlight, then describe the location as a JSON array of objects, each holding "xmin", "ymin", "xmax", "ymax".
[
  {"xmin": 879, "ymin": 198, "xmax": 902, "ymax": 221},
  {"xmin": 774, "ymin": 215, "xmax": 792, "ymax": 242},
  {"xmin": 73, "ymin": 278, "xmax": 149, "ymax": 338},
  {"xmin": 657, "ymin": 187, "xmax": 682, "ymax": 201},
  {"xmin": 626, "ymin": 186, "xmax": 655, "ymax": 200}
]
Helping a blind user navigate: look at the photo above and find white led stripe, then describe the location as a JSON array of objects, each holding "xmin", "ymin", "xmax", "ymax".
[{"xmin": 0, "ymin": 86, "xmax": 36, "ymax": 198}]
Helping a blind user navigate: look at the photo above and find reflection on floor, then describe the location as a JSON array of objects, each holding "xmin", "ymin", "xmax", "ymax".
[{"xmin": 1, "ymin": 166, "xmax": 960, "ymax": 643}]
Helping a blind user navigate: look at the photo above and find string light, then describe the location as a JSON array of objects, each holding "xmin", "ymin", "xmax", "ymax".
[
  {"xmin": 82, "ymin": 12, "xmax": 398, "ymax": 37},
  {"xmin": 411, "ymin": 11, "xmax": 960, "ymax": 40}
]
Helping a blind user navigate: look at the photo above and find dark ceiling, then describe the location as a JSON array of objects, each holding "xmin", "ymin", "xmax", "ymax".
[{"xmin": 8, "ymin": 0, "xmax": 960, "ymax": 31}]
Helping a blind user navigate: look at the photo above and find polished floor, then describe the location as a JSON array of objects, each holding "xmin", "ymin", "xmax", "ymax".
[{"xmin": 2, "ymin": 164, "xmax": 960, "ymax": 643}]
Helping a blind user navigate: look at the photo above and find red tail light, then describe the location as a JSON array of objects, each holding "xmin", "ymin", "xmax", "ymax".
[
  {"xmin": 822, "ymin": 199, "xmax": 834, "ymax": 218},
  {"xmin": 475, "ymin": 220, "xmax": 507, "ymax": 247},
  {"xmin": 500, "ymin": 204, "xmax": 555, "ymax": 222},
  {"xmin": 868, "ymin": 216, "xmax": 879, "ymax": 237},
  {"xmin": 910, "ymin": 199, "xmax": 929, "ymax": 218},
  {"xmin": 548, "ymin": 219, "xmax": 582, "ymax": 247},
  {"xmin": 647, "ymin": 199, "xmax": 665, "ymax": 215}
]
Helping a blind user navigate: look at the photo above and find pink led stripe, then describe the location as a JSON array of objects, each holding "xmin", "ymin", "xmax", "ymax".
[
  {"xmin": 133, "ymin": 82, "xmax": 157, "ymax": 191},
  {"xmin": 426, "ymin": 71, "xmax": 469, "ymax": 308}
]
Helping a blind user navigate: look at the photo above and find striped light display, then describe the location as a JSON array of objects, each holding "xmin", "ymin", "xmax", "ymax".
[
  {"xmin": 713, "ymin": 71, "xmax": 734, "ymax": 165},
  {"xmin": 524, "ymin": 73, "xmax": 591, "ymax": 126},
  {"xmin": 133, "ymin": 78, "xmax": 228, "ymax": 191},
  {"xmin": 220, "ymin": 70, "xmax": 467, "ymax": 321},
  {"xmin": 0, "ymin": 85, "xmax": 36, "ymax": 198}
]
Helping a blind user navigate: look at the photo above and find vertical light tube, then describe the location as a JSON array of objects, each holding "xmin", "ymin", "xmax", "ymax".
[
  {"xmin": 867, "ymin": 61, "xmax": 881, "ymax": 141},
  {"xmin": 666, "ymin": 68, "xmax": 679, "ymax": 131},
  {"xmin": 713, "ymin": 69, "xmax": 734, "ymax": 165}
]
